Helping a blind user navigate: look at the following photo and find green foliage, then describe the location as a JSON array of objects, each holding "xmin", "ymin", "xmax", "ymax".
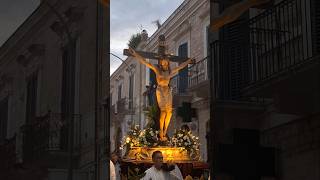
[
  {"xmin": 128, "ymin": 33, "xmax": 142, "ymax": 49},
  {"xmin": 145, "ymin": 105, "xmax": 159, "ymax": 129}
]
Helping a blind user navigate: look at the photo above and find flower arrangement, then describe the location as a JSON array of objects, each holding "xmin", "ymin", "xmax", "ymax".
[
  {"xmin": 122, "ymin": 124, "xmax": 200, "ymax": 159},
  {"xmin": 138, "ymin": 128, "xmax": 159, "ymax": 147},
  {"xmin": 123, "ymin": 125, "xmax": 141, "ymax": 149},
  {"xmin": 171, "ymin": 128, "xmax": 200, "ymax": 159},
  {"xmin": 122, "ymin": 126, "xmax": 160, "ymax": 150}
]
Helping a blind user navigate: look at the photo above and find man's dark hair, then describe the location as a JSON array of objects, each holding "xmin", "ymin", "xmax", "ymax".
[{"xmin": 152, "ymin": 150, "xmax": 162, "ymax": 159}]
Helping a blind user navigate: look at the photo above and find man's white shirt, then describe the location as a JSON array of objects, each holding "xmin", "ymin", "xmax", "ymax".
[{"xmin": 141, "ymin": 165, "xmax": 183, "ymax": 180}]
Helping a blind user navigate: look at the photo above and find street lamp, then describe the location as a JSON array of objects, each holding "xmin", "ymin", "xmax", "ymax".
[{"xmin": 109, "ymin": 52, "xmax": 132, "ymax": 71}]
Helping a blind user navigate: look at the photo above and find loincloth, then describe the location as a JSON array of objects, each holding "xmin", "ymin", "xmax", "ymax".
[{"xmin": 156, "ymin": 86, "xmax": 173, "ymax": 110}]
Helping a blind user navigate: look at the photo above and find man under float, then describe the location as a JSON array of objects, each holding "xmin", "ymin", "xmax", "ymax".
[{"xmin": 141, "ymin": 151, "xmax": 183, "ymax": 180}]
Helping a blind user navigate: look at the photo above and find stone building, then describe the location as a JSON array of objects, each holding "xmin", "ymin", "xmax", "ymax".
[
  {"xmin": 209, "ymin": 0, "xmax": 320, "ymax": 179},
  {"xmin": 110, "ymin": 53, "xmax": 148, "ymax": 154},
  {"xmin": 110, "ymin": 0, "xmax": 210, "ymax": 161},
  {"xmin": 0, "ymin": 0, "xmax": 109, "ymax": 180}
]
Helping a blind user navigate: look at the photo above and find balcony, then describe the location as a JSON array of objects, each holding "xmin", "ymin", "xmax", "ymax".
[
  {"xmin": 21, "ymin": 113, "xmax": 81, "ymax": 166},
  {"xmin": 246, "ymin": 0, "xmax": 316, "ymax": 90},
  {"xmin": 115, "ymin": 97, "xmax": 136, "ymax": 115},
  {"xmin": 170, "ymin": 56, "xmax": 210, "ymax": 99},
  {"xmin": 187, "ymin": 57, "xmax": 210, "ymax": 98},
  {"xmin": 211, "ymin": 0, "xmax": 319, "ymax": 100}
]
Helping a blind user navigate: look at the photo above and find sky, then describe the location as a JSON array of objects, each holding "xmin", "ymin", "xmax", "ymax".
[
  {"xmin": 110, "ymin": 0, "xmax": 184, "ymax": 75},
  {"xmin": 0, "ymin": 0, "xmax": 40, "ymax": 46}
]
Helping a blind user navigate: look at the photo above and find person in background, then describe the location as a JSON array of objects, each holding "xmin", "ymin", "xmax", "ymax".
[{"xmin": 111, "ymin": 152, "xmax": 121, "ymax": 180}]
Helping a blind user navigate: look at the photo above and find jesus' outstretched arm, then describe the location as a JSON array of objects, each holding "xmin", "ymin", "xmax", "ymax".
[
  {"xmin": 211, "ymin": 0, "xmax": 270, "ymax": 31},
  {"xmin": 170, "ymin": 58, "xmax": 195, "ymax": 78},
  {"xmin": 127, "ymin": 47, "xmax": 159, "ymax": 74}
]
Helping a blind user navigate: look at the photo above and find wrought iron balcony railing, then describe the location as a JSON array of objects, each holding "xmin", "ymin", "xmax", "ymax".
[
  {"xmin": 211, "ymin": 0, "xmax": 318, "ymax": 100},
  {"xmin": 21, "ymin": 113, "xmax": 81, "ymax": 161},
  {"xmin": 114, "ymin": 97, "xmax": 136, "ymax": 115},
  {"xmin": 248, "ymin": 0, "xmax": 314, "ymax": 83},
  {"xmin": 188, "ymin": 57, "xmax": 209, "ymax": 87},
  {"xmin": 170, "ymin": 56, "xmax": 209, "ymax": 94}
]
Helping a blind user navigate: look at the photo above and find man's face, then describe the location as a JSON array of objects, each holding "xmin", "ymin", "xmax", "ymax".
[
  {"xmin": 160, "ymin": 60, "xmax": 169, "ymax": 71},
  {"xmin": 152, "ymin": 152, "xmax": 164, "ymax": 170}
]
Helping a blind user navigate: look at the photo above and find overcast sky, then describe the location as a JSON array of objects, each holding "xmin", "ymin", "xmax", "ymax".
[
  {"xmin": 110, "ymin": 0, "xmax": 184, "ymax": 75},
  {"xmin": 0, "ymin": 0, "xmax": 40, "ymax": 46}
]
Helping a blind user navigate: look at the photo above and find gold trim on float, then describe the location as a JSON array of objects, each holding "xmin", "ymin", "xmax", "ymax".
[{"xmin": 122, "ymin": 147, "xmax": 200, "ymax": 163}]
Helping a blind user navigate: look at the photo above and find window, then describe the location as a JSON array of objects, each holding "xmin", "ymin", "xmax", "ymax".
[
  {"xmin": 128, "ymin": 75, "xmax": 134, "ymax": 109},
  {"xmin": 61, "ymin": 41, "xmax": 76, "ymax": 116},
  {"xmin": 118, "ymin": 84, "xmax": 122, "ymax": 101},
  {"xmin": 178, "ymin": 42, "xmax": 188, "ymax": 93},
  {"xmin": 26, "ymin": 73, "xmax": 38, "ymax": 124},
  {"xmin": 0, "ymin": 97, "xmax": 8, "ymax": 142}
]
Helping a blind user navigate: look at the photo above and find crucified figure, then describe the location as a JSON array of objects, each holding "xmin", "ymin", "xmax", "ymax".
[
  {"xmin": 211, "ymin": 0, "xmax": 270, "ymax": 31},
  {"xmin": 127, "ymin": 47, "xmax": 195, "ymax": 141}
]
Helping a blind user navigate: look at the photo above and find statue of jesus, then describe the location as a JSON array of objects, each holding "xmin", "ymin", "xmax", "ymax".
[{"xmin": 127, "ymin": 47, "xmax": 195, "ymax": 141}]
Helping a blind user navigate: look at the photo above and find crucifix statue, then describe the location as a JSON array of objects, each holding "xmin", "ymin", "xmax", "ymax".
[{"xmin": 124, "ymin": 35, "xmax": 195, "ymax": 141}]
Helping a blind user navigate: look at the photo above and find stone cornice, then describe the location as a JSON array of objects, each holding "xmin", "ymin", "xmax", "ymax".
[{"xmin": 16, "ymin": 44, "xmax": 45, "ymax": 67}]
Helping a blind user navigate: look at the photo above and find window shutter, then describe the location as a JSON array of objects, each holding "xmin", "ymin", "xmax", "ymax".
[
  {"xmin": 178, "ymin": 43, "xmax": 189, "ymax": 93},
  {"xmin": 217, "ymin": 3, "xmax": 250, "ymax": 100}
]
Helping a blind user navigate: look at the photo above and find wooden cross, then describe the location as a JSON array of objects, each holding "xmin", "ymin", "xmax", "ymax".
[{"xmin": 124, "ymin": 35, "xmax": 189, "ymax": 63}]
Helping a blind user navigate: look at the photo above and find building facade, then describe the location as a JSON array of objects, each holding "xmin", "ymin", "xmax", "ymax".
[
  {"xmin": 210, "ymin": 0, "xmax": 320, "ymax": 179},
  {"xmin": 0, "ymin": 0, "xmax": 109, "ymax": 179}
]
